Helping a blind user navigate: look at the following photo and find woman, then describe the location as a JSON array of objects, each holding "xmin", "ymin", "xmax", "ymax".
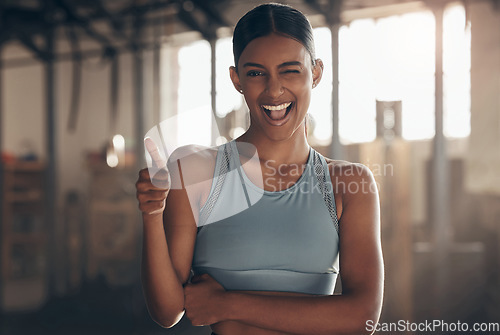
[{"xmin": 136, "ymin": 3, "xmax": 384, "ymax": 334}]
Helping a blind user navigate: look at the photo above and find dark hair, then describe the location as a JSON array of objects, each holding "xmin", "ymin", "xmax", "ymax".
[{"xmin": 232, "ymin": 3, "xmax": 316, "ymax": 68}]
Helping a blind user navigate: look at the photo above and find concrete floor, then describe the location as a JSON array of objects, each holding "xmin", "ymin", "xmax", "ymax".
[{"xmin": 0, "ymin": 276, "xmax": 211, "ymax": 335}]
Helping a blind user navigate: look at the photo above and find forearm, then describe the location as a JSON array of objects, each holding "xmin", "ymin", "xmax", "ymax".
[
  {"xmin": 141, "ymin": 213, "xmax": 185, "ymax": 328},
  {"xmin": 222, "ymin": 291, "xmax": 381, "ymax": 335}
]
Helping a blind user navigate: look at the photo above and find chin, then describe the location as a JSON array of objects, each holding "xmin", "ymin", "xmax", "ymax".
[{"xmin": 261, "ymin": 122, "xmax": 306, "ymax": 143}]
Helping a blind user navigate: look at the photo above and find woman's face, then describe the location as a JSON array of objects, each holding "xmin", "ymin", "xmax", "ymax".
[{"xmin": 230, "ymin": 33, "xmax": 323, "ymax": 142}]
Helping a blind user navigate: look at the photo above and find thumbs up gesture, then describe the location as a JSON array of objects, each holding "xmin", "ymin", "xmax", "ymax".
[{"xmin": 136, "ymin": 138, "xmax": 171, "ymax": 215}]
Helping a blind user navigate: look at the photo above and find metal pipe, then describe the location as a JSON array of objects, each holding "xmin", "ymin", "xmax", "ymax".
[
  {"xmin": 45, "ymin": 7, "xmax": 58, "ymax": 297},
  {"xmin": 431, "ymin": 3, "xmax": 451, "ymax": 318},
  {"xmin": 328, "ymin": 0, "xmax": 343, "ymax": 160},
  {"xmin": 153, "ymin": 24, "xmax": 161, "ymax": 127},
  {"xmin": 133, "ymin": 17, "xmax": 145, "ymax": 171},
  {"xmin": 329, "ymin": 22, "xmax": 343, "ymax": 159},
  {"xmin": 134, "ymin": 51, "xmax": 145, "ymax": 167},
  {"xmin": 0, "ymin": 45, "xmax": 4, "ymax": 314},
  {"xmin": 210, "ymin": 38, "xmax": 218, "ymax": 144}
]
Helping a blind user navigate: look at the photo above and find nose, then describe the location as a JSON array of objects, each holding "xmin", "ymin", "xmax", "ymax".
[{"xmin": 265, "ymin": 75, "xmax": 284, "ymax": 98}]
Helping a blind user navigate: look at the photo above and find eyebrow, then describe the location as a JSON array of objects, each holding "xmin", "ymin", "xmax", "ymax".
[{"xmin": 242, "ymin": 61, "xmax": 303, "ymax": 68}]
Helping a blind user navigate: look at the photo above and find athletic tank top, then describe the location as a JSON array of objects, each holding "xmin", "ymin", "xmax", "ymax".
[{"xmin": 191, "ymin": 140, "xmax": 340, "ymax": 295}]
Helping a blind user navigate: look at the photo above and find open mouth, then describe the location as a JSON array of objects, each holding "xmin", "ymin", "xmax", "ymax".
[{"xmin": 261, "ymin": 102, "xmax": 293, "ymax": 121}]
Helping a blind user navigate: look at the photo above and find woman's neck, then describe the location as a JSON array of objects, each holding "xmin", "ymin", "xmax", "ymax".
[{"xmin": 236, "ymin": 123, "xmax": 310, "ymax": 166}]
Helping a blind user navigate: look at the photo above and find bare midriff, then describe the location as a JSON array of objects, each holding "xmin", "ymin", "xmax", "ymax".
[{"xmin": 210, "ymin": 290, "xmax": 314, "ymax": 335}]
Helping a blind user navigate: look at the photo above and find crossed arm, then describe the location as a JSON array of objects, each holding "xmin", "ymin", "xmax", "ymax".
[{"xmin": 138, "ymin": 158, "xmax": 384, "ymax": 334}]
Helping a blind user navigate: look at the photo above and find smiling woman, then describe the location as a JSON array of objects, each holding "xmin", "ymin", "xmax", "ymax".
[
  {"xmin": 229, "ymin": 33, "xmax": 322, "ymax": 138},
  {"xmin": 136, "ymin": 3, "xmax": 384, "ymax": 335}
]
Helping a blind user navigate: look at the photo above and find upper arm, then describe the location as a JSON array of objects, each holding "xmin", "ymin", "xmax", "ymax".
[
  {"xmin": 333, "ymin": 163, "xmax": 384, "ymax": 316},
  {"xmin": 163, "ymin": 187, "xmax": 197, "ymax": 285},
  {"xmin": 162, "ymin": 145, "xmax": 217, "ymax": 284}
]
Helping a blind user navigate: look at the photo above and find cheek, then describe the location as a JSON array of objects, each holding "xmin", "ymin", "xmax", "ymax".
[
  {"xmin": 242, "ymin": 92, "xmax": 261, "ymax": 112},
  {"xmin": 293, "ymin": 81, "xmax": 312, "ymax": 113},
  {"xmin": 243, "ymin": 89, "xmax": 261, "ymax": 106},
  {"xmin": 298, "ymin": 93, "xmax": 312, "ymax": 113},
  {"xmin": 288, "ymin": 73, "xmax": 313, "ymax": 91},
  {"xmin": 292, "ymin": 79, "xmax": 312, "ymax": 102},
  {"xmin": 242, "ymin": 81, "xmax": 264, "ymax": 100}
]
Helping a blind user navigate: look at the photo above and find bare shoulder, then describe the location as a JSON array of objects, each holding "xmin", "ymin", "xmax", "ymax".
[
  {"xmin": 167, "ymin": 144, "xmax": 218, "ymax": 184},
  {"xmin": 323, "ymin": 157, "xmax": 378, "ymax": 203},
  {"xmin": 166, "ymin": 144, "xmax": 221, "ymax": 213},
  {"xmin": 167, "ymin": 144, "xmax": 218, "ymax": 166},
  {"xmin": 324, "ymin": 157, "xmax": 375, "ymax": 180}
]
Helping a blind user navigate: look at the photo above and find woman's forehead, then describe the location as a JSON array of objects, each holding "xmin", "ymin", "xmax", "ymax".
[{"xmin": 238, "ymin": 33, "xmax": 311, "ymax": 66}]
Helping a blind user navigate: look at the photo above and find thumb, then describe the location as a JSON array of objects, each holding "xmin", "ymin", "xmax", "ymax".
[
  {"xmin": 144, "ymin": 137, "xmax": 167, "ymax": 169},
  {"xmin": 144, "ymin": 137, "xmax": 170, "ymax": 189}
]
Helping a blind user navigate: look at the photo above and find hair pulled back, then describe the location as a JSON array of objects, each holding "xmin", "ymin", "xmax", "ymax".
[{"xmin": 232, "ymin": 3, "xmax": 316, "ymax": 68}]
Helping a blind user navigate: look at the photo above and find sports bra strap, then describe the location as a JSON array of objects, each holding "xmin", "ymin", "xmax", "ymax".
[
  {"xmin": 312, "ymin": 150, "xmax": 340, "ymax": 234},
  {"xmin": 198, "ymin": 144, "xmax": 230, "ymax": 226},
  {"xmin": 229, "ymin": 142, "xmax": 252, "ymax": 208}
]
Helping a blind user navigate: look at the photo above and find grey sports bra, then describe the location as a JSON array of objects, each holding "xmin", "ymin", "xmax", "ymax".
[{"xmin": 191, "ymin": 140, "xmax": 339, "ymax": 295}]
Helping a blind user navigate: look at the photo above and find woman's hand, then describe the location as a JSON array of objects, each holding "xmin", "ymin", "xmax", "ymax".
[
  {"xmin": 184, "ymin": 274, "xmax": 227, "ymax": 326},
  {"xmin": 137, "ymin": 137, "xmax": 171, "ymax": 216},
  {"xmin": 136, "ymin": 167, "xmax": 170, "ymax": 216}
]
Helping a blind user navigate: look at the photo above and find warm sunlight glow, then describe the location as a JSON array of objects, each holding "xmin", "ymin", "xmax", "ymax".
[
  {"xmin": 167, "ymin": 5, "xmax": 470, "ymax": 146},
  {"xmin": 177, "ymin": 40, "xmax": 212, "ymax": 146},
  {"xmin": 310, "ymin": 27, "xmax": 333, "ymax": 145},
  {"xmin": 337, "ymin": 4, "xmax": 470, "ymax": 143},
  {"xmin": 216, "ymin": 37, "xmax": 243, "ymax": 117},
  {"xmin": 339, "ymin": 12, "xmax": 436, "ymax": 143},
  {"xmin": 443, "ymin": 5, "xmax": 471, "ymax": 138}
]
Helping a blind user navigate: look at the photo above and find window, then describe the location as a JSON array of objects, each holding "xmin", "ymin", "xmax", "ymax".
[
  {"xmin": 309, "ymin": 27, "xmax": 333, "ymax": 145},
  {"xmin": 216, "ymin": 37, "xmax": 242, "ymax": 118},
  {"xmin": 177, "ymin": 39, "xmax": 212, "ymax": 147},
  {"xmin": 166, "ymin": 37, "xmax": 241, "ymax": 148},
  {"xmin": 443, "ymin": 5, "xmax": 471, "ymax": 138},
  {"xmin": 336, "ymin": 4, "xmax": 470, "ymax": 143}
]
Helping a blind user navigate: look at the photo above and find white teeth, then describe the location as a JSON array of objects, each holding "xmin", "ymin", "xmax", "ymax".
[{"xmin": 262, "ymin": 102, "xmax": 292, "ymax": 111}]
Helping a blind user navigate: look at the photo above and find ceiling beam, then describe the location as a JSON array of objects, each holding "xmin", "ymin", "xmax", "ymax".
[
  {"xmin": 118, "ymin": 0, "xmax": 175, "ymax": 16},
  {"xmin": 304, "ymin": 0, "xmax": 342, "ymax": 26},
  {"xmin": 177, "ymin": 5, "xmax": 216, "ymax": 40},
  {"xmin": 17, "ymin": 31, "xmax": 49, "ymax": 61},
  {"xmin": 341, "ymin": 1, "xmax": 428, "ymax": 22},
  {"xmin": 56, "ymin": 0, "xmax": 113, "ymax": 47},
  {"xmin": 89, "ymin": 0, "xmax": 129, "ymax": 41},
  {"xmin": 191, "ymin": 0, "xmax": 229, "ymax": 27},
  {"xmin": 304, "ymin": 0, "xmax": 323, "ymax": 15}
]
